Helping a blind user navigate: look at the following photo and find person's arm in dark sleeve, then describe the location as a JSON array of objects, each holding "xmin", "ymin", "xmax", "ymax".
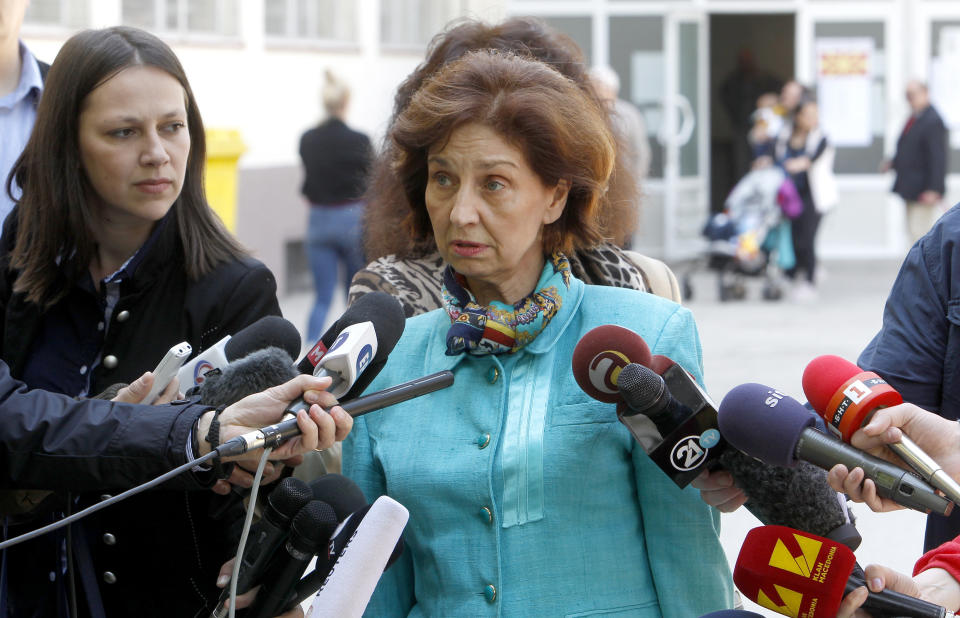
[
  {"xmin": 927, "ymin": 116, "xmax": 948, "ymax": 195},
  {"xmin": 0, "ymin": 360, "xmax": 210, "ymax": 492}
]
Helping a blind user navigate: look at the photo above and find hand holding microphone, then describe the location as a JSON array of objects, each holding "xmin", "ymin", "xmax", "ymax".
[
  {"xmin": 804, "ymin": 355, "xmax": 960, "ymax": 506},
  {"xmin": 839, "ymin": 564, "xmax": 960, "ymax": 618}
]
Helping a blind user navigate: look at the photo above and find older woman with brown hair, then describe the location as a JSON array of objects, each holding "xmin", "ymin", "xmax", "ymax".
[
  {"xmin": 348, "ymin": 17, "xmax": 679, "ymax": 318},
  {"xmin": 341, "ymin": 50, "xmax": 733, "ymax": 616}
]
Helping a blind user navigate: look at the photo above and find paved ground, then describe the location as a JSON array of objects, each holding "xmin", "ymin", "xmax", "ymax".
[{"xmin": 281, "ymin": 254, "xmax": 931, "ymax": 616}]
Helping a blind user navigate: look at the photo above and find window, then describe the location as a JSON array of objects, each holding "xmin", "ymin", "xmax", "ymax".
[
  {"xmin": 121, "ymin": 0, "xmax": 240, "ymax": 39},
  {"xmin": 380, "ymin": 0, "xmax": 468, "ymax": 49},
  {"xmin": 24, "ymin": 0, "xmax": 89, "ymax": 29},
  {"xmin": 264, "ymin": 0, "xmax": 357, "ymax": 44}
]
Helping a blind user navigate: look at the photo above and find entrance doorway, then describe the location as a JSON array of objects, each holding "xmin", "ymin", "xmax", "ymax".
[{"xmin": 709, "ymin": 13, "xmax": 795, "ymax": 212}]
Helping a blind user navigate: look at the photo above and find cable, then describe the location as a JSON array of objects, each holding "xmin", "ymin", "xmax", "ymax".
[
  {"xmin": 227, "ymin": 447, "xmax": 272, "ymax": 618},
  {"xmin": 0, "ymin": 449, "xmax": 221, "ymax": 551}
]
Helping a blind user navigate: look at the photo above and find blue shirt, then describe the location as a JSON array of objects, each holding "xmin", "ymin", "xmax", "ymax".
[{"xmin": 0, "ymin": 42, "xmax": 43, "ymax": 225}]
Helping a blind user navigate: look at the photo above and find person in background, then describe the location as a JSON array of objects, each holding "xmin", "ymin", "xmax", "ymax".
[
  {"xmin": 0, "ymin": 0, "xmax": 46, "ymax": 225},
  {"xmin": 349, "ymin": 17, "xmax": 680, "ymax": 321},
  {"xmin": 773, "ymin": 97, "xmax": 831, "ymax": 301},
  {"xmin": 884, "ymin": 80, "xmax": 947, "ymax": 245},
  {"xmin": 342, "ymin": 49, "xmax": 733, "ymax": 616},
  {"xmin": 0, "ymin": 26, "xmax": 289, "ymax": 617},
  {"xmin": 589, "ymin": 64, "xmax": 652, "ymax": 189},
  {"xmin": 298, "ymin": 69, "xmax": 372, "ymax": 342}
]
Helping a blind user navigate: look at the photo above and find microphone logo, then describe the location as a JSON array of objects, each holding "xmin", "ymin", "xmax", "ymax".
[
  {"xmin": 756, "ymin": 584, "xmax": 803, "ymax": 617},
  {"xmin": 587, "ymin": 350, "xmax": 630, "ymax": 395},
  {"xmin": 356, "ymin": 344, "xmax": 373, "ymax": 375},
  {"xmin": 669, "ymin": 436, "xmax": 709, "ymax": 471},
  {"xmin": 841, "ymin": 380, "xmax": 870, "ymax": 405},
  {"xmin": 306, "ymin": 341, "xmax": 328, "ymax": 367},
  {"xmin": 194, "ymin": 360, "xmax": 215, "ymax": 384},
  {"xmin": 329, "ymin": 332, "xmax": 350, "ymax": 353},
  {"xmin": 768, "ymin": 535, "xmax": 822, "ymax": 578}
]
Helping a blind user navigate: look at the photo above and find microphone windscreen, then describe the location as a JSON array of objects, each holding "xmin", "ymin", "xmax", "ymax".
[
  {"xmin": 290, "ymin": 500, "xmax": 340, "ymax": 552},
  {"xmin": 734, "ymin": 525, "xmax": 856, "ymax": 617},
  {"xmin": 334, "ymin": 292, "xmax": 405, "ymax": 363},
  {"xmin": 309, "ymin": 474, "xmax": 369, "ymax": 520},
  {"xmin": 224, "ymin": 315, "xmax": 302, "ymax": 362},
  {"xmin": 718, "ymin": 384, "xmax": 816, "ymax": 468},
  {"xmin": 267, "ymin": 477, "xmax": 314, "ymax": 522},
  {"xmin": 649, "ymin": 354, "xmax": 676, "ymax": 375},
  {"xmin": 199, "ymin": 347, "xmax": 298, "ymax": 408},
  {"xmin": 801, "ymin": 355, "xmax": 860, "ymax": 415},
  {"xmin": 718, "ymin": 449, "xmax": 854, "ymax": 546},
  {"xmin": 572, "ymin": 325, "xmax": 653, "ymax": 403}
]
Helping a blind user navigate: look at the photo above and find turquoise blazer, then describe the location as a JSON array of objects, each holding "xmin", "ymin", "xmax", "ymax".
[{"xmin": 343, "ymin": 276, "xmax": 734, "ymax": 616}]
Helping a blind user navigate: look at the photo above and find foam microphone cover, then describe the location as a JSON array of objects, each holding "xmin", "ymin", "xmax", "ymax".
[
  {"xmin": 309, "ymin": 474, "xmax": 369, "ymax": 520},
  {"xmin": 649, "ymin": 354, "xmax": 677, "ymax": 375},
  {"xmin": 224, "ymin": 315, "xmax": 302, "ymax": 362},
  {"xmin": 718, "ymin": 449, "xmax": 856, "ymax": 547},
  {"xmin": 734, "ymin": 525, "xmax": 856, "ymax": 617},
  {"xmin": 718, "ymin": 383, "xmax": 817, "ymax": 468},
  {"xmin": 199, "ymin": 346, "xmax": 299, "ymax": 409},
  {"xmin": 572, "ymin": 325, "xmax": 653, "ymax": 403},
  {"xmin": 803, "ymin": 355, "xmax": 865, "ymax": 413}
]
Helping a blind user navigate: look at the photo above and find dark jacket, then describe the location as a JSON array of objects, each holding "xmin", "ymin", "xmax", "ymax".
[
  {"xmin": 0, "ymin": 207, "xmax": 281, "ymax": 617},
  {"xmin": 859, "ymin": 202, "xmax": 960, "ymax": 551},
  {"xmin": 299, "ymin": 118, "xmax": 372, "ymax": 205},
  {"xmin": 892, "ymin": 105, "xmax": 948, "ymax": 202}
]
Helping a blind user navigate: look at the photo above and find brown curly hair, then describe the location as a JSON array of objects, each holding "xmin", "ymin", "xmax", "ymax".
[{"xmin": 363, "ymin": 16, "xmax": 639, "ymax": 260}]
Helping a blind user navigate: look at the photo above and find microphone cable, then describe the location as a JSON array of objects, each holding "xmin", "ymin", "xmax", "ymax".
[{"xmin": 226, "ymin": 446, "xmax": 272, "ymax": 618}]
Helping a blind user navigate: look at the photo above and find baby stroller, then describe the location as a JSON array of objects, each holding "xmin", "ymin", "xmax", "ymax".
[{"xmin": 681, "ymin": 166, "xmax": 800, "ymax": 302}]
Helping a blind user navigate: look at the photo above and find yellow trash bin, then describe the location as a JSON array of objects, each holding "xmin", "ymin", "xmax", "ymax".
[{"xmin": 204, "ymin": 128, "xmax": 246, "ymax": 233}]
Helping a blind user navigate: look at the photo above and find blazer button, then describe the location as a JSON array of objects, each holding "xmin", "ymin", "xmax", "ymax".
[
  {"xmin": 103, "ymin": 571, "xmax": 117, "ymax": 584},
  {"xmin": 484, "ymin": 584, "xmax": 496, "ymax": 603},
  {"xmin": 103, "ymin": 355, "xmax": 118, "ymax": 369},
  {"xmin": 486, "ymin": 366, "xmax": 500, "ymax": 384},
  {"xmin": 102, "ymin": 533, "xmax": 116, "ymax": 546},
  {"xmin": 476, "ymin": 433, "xmax": 490, "ymax": 449},
  {"xmin": 116, "ymin": 310, "xmax": 130, "ymax": 322},
  {"xmin": 479, "ymin": 506, "xmax": 492, "ymax": 524}
]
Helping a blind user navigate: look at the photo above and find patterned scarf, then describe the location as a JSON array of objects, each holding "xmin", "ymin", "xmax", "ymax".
[{"xmin": 442, "ymin": 252, "xmax": 572, "ymax": 356}]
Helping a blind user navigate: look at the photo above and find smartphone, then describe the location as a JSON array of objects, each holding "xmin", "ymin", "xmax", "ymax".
[{"xmin": 143, "ymin": 341, "xmax": 192, "ymax": 404}]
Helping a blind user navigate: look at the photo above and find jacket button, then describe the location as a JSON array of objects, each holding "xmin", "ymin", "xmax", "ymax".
[
  {"xmin": 484, "ymin": 584, "xmax": 496, "ymax": 603},
  {"xmin": 486, "ymin": 366, "xmax": 499, "ymax": 384},
  {"xmin": 476, "ymin": 433, "xmax": 490, "ymax": 449},
  {"xmin": 116, "ymin": 310, "xmax": 130, "ymax": 322},
  {"xmin": 103, "ymin": 355, "xmax": 118, "ymax": 369},
  {"xmin": 103, "ymin": 571, "xmax": 117, "ymax": 584},
  {"xmin": 479, "ymin": 506, "xmax": 492, "ymax": 524},
  {"xmin": 102, "ymin": 533, "xmax": 116, "ymax": 545}
]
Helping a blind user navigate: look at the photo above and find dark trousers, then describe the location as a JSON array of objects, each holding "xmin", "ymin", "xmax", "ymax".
[{"xmin": 787, "ymin": 197, "xmax": 822, "ymax": 284}]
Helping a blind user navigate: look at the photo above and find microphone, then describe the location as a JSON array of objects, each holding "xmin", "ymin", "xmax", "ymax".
[
  {"xmin": 803, "ymin": 354, "xmax": 960, "ymax": 505},
  {"xmin": 718, "ymin": 383, "xmax": 954, "ymax": 516},
  {"xmin": 199, "ymin": 346, "xmax": 299, "ymax": 409},
  {"xmin": 305, "ymin": 496, "xmax": 409, "ymax": 618},
  {"xmin": 297, "ymin": 292, "xmax": 405, "ymax": 400},
  {"xmin": 216, "ymin": 370, "xmax": 455, "ymax": 458},
  {"xmin": 735, "ymin": 525, "xmax": 956, "ymax": 617},
  {"xmin": 245, "ymin": 499, "xmax": 340, "ymax": 618},
  {"xmin": 620, "ymin": 364, "xmax": 860, "ymax": 548},
  {"xmin": 210, "ymin": 476, "xmax": 313, "ymax": 618},
  {"xmin": 571, "ymin": 324, "xmax": 652, "ymax": 403},
  {"xmin": 178, "ymin": 315, "xmax": 301, "ymax": 391},
  {"xmin": 308, "ymin": 473, "xmax": 368, "ymax": 518}
]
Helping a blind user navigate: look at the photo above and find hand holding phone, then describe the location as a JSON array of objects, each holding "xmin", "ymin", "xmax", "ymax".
[{"xmin": 143, "ymin": 342, "xmax": 192, "ymax": 404}]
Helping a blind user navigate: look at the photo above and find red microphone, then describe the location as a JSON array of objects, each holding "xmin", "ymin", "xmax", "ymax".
[
  {"xmin": 802, "ymin": 355, "xmax": 960, "ymax": 505},
  {"xmin": 735, "ymin": 525, "xmax": 954, "ymax": 617},
  {"xmin": 571, "ymin": 325, "xmax": 652, "ymax": 403}
]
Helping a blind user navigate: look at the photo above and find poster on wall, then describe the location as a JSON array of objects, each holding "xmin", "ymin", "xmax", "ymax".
[
  {"xmin": 930, "ymin": 26, "xmax": 960, "ymax": 149},
  {"xmin": 816, "ymin": 37, "xmax": 874, "ymax": 147}
]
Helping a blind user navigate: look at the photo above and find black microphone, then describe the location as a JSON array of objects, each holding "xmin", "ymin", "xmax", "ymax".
[
  {"xmin": 620, "ymin": 362, "xmax": 860, "ymax": 549},
  {"xmin": 308, "ymin": 473, "xmax": 368, "ymax": 519},
  {"xmin": 210, "ymin": 476, "xmax": 313, "ymax": 618},
  {"xmin": 217, "ymin": 370, "xmax": 455, "ymax": 458},
  {"xmin": 199, "ymin": 346, "xmax": 299, "ymax": 409},
  {"xmin": 296, "ymin": 292, "xmax": 405, "ymax": 399},
  {"xmin": 245, "ymin": 499, "xmax": 339, "ymax": 618},
  {"xmin": 179, "ymin": 315, "xmax": 301, "ymax": 391},
  {"xmin": 718, "ymin": 383, "xmax": 954, "ymax": 516}
]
